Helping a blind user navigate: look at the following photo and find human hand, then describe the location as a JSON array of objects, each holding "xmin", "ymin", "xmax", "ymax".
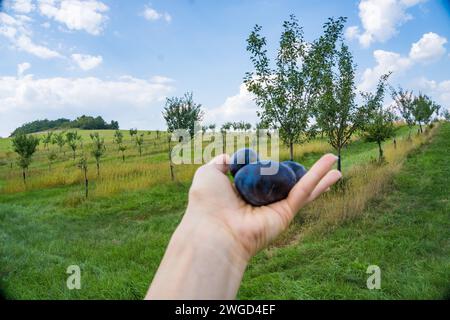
[{"xmin": 146, "ymin": 153, "xmax": 341, "ymax": 299}]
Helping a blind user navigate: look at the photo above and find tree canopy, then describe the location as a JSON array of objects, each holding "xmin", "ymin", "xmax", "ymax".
[
  {"xmin": 244, "ymin": 15, "xmax": 347, "ymax": 160},
  {"xmin": 162, "ymin": 92, "xmax": 204, "ymax": 138},
  {"xmin": 10, "ymin": 115, "xmax": 119, "ymax": 136}
]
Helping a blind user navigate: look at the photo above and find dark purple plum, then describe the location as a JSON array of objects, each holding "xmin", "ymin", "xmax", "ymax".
[
  {"xmin": 282, "ymin": 160, "xmax": 307, "ymax": 182},
  {"xmin": 234, "ymin": 161, "xmax": 297, "ymax": 206},
  {"xmin": 229, "ymin": 148, "xmax": 258, "ymax": 177}
]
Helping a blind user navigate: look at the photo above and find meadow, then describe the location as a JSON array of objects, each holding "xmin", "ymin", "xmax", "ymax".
[{"xmin": 0, "ymin": 123, "xmax": 448, "ymax": 299}]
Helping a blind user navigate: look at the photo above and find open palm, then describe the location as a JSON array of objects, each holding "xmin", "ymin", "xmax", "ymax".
[{"xmin": 184, "ymin": 153, "xmax": 342, "ymax": 259}]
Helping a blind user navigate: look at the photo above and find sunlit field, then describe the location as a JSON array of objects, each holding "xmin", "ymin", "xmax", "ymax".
[{"xmin": 1, "ymin": 122, "xmax": 448, "ymax": 299}]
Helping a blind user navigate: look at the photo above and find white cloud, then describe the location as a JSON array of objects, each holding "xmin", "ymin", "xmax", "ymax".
[
  {"xmin": 345, "ymin": 26, "xmax": 360, "ymax": 40},
  {"xmin": 17, "ymin": 62, "xmax": 31, "ymax": 76},
  {"xmin": 359, "ymin": 32, "xmax": 447, "ymax": 91},
  {"xmin": 414, "ymin": 77, "xmax": 450, "ymax": 108},
  {"xmin": 0, "ymin": 12, "xmax": 62, "ymax": 59},
  {"xmin": 0, "ymin": 72, "xmax": 175, "ymax": 137},
  {"xmin": 7, "ymin": 0, "xmax": 35, "ymax": 13},
  {"xmin": 16, "ymin": 34, "xmax": 62, "ymax": 58},
  {"xmin": 142, "ymin": 5, "xmax": 172, "ymax": 23},
  {"xmin": 346, "ymin": 0, "xmax": 427, "ymax": 47},
  {"xmin": 71, "ymin": 53, "xmax": 103, "ymax": 71},
  {"xmin": 409, "ymin": 32, "xmax": 447, "ymax": 63},
  {"xmin": 38, "ymin": 0, "xmax": 109, "ymax": 35},
  {"xmin": 205, "ymin": 83, "xmax": 258, "ymax": 125},
  {"xmin": 359, "ymin": 50, "xmax": 412, "ymax": 91}
]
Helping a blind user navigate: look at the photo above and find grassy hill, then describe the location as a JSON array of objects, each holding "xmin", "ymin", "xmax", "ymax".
[
  {"xmin": 239, "ymin": 122, "xmax": 450, "ymax": 299},
  {"xmin": 0, "ymin": 123, "xmax": 447, "ymax": 299}
]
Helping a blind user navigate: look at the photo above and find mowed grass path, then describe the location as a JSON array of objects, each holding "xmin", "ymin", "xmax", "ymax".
[
  {"xmin": 239, "ymin": 123, "xmax": 450, "ymax": 299},
  {"xmin": 0, "ymin": 124, "xmax": 447, "ymax": 299}
]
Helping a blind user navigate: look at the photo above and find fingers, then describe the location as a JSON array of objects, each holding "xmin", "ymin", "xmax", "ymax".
[
  {"xmin": 306, "ymin": 169, "xmax": 342, "ymax": 203},
  {"xmin": 206, "ymin": 154, "xmax": 230, "ymax": 174},
  {"xmin": 286, "ymin": 153, "xmax": 338, "ymax": 214}
]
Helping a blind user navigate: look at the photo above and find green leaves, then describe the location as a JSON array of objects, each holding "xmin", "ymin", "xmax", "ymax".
[
  {"xmin": 392, "ymin": 87, "xmax": 415, "ymax": 129},
  {"xmin": 412, "ymin": 94, "xmax": 440, "ymax": 126},
  {"xmin": 12, "ymin": 133, "xmax": 40, "ymax": 180},
  {"xmin": 244, "ymin": 15, "xmax": 347, "ymax": 151},
  {"xmin": 12, "ymin": 133, "xmax": 40, "ymax": 170},
  {"xmin": 162, "ymin": 92, "xmax": 203, "ymax": 138},
  {"xmin": 314, "ymin": 41, "xmax": 359, "ymax": 154},
  {"xmin": 90, "ymin": 132, "xmax": 106, "ymax": 160},
  {"xmin": 114, "ymin": 130, "xmax": 123, "ymax": 144},
  {"xmin": 363, "ymin": 75, "xmax": 396, "ymax": 147}
]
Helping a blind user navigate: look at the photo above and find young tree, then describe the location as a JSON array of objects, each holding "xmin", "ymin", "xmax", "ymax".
[
  {"xmin": 42, "ymin": 131, "xmax": 54, "ymax": 150},
  {"xmin": 220, "ymin": 123, "xmax": 232, "ymax": 154},
  {"xmin": 244, "ymin": 16, "xmax": 346, "ymax": 160},
  {"xmin": 391, "ymin": 87, "xmax": 415, "ymax": 139},
  {"xmin": 129, "ymin": 128, "xmax": 138, "ymax": 141},
  {"xmin": 135, "ymin": 133, "xmax": 144, "ymax": 156},
  {"xmin": 119, "ymin": 145, "xmax": 127, "ymax": 162},
  {"xmin": 363, "ymin": 75, "xmax": 395, "ymax": 162},
  {"xmin": 162, "ymin": 92, "xmax": 204, "ymax": 138},
  {"xmin": 53, "ymin": 132, "xmax": 66, "ymax": 154},
  {"xmin": 90, "ymin": 133, "xmax": 106, "ymax": 177},
  {"xmin": 66, "ymin": 131, "xmax": 82, "ymax": 160},
  {"xmin": 443, "ymin": 109, "xmax": 450, "ymax": 121},
  {"xmin": 47, "ymin": 151, "xmax": 57, "ymax": 171},
  {"xmin": 156, "ymin": 130, "xmax": 160, "ymax": 139},
  {"xmin": 11, "ymin": 133, "xmax": 40, "ymax": 183},
  {"xmin": 5, "ymin": 151, "xmax": 14, "ymax": 169},
  {"xmin": 314, "ymin": 43, "xmax": 365, "ymax": 172},
  {"xmin": 412, "ymin": 94, "xmax": 440, "ymax": 133},
  {"xmin": 208, "ymin": 124, "xmax": 216, "ymax": 132},
  {"xmin": 78, "ymin": 155, "xmax": 89, "ymax": 199},
  {"xmin": 114, "ymin": 130, "xmax": 123, "ymax": 148},
  {"xmin": 113, "ymin": 130, "xmax": 127, "ymax": 161}
]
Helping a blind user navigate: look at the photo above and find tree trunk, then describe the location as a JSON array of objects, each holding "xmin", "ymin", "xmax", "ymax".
[
  {"xmin": 122, "ymin": 152, "xmax": 125, "ymax": 162},
  {"xmin": 73, "ymin": 150, "xmax": 76, "ymax": 160},
  {"xmin": 377, "ymin": 141, "xmax": 383, "ymax": 161},
  {"xmin": 393, "ymin": 138, "xmax": 397, "ymax": 149},
  {"xmin": 22, "ymin": 169, "xmax": 26, "ymax": 185},
  {"xmin": 337, "ymin": 147, "xmax": 342, "ymax": 172},
  {"xmin": 168, "ymin": 138, "xmax": 175, "ymax": 181},
  {"xmin": 84, "ymin": 170, "xmax": 88, "ymax": 199},
  {"xmin": 419, "ymin": 122, "xmax": 423, "ymax": 133},
  {"xmin": 96, "ymin": 161, "xmax": 100, "ymax": 177},
  {"xmin": 222, "ymin": 132, "xmax": 226, "ymax": 154},
  {"xmin": 289, "ymin": 141, "xmax": 294, "ymax": 161}
]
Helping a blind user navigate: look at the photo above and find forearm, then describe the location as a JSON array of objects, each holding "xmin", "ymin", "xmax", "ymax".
[{"xmin": 146, "ymin": 217, "xmax": 249, "ymax": 300}]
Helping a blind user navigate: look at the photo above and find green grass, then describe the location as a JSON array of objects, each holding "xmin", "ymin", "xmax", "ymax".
[
  {"xmin": 238, "ymin": 123, "xmax": 450, "ymax": 299},
  {"xmin": 0, "ymin": 123, "xmax": 447, "ymax": 299}
]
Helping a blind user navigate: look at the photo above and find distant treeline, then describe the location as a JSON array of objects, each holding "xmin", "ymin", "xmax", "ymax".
[{"xmin": 10, "ymin": 115, "xmax": 119, "ymax": 136}]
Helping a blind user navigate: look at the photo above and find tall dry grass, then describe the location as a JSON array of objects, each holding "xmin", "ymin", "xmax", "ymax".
[{"xmin": 275, "ymin": 125, "xmax": 438, "ymax": 245}]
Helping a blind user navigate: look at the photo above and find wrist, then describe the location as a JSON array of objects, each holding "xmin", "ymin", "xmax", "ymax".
[
  {"xmin": 146, "ymin": 213, "xmax": 249, "ymax": 299},
  {"xmin": 172, "ymin": 214, "xmax": 250, "ymax": 271}
]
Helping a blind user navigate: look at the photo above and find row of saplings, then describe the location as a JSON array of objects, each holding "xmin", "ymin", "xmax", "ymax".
[
  {"xmin": 9, "ymin": 15, "xmax": 446, "ymax": 202},
  {"xmin": 158, "ymin": 15, "xmax": 445, "ymax": 205},
  {"xmin": 9, "ymin": 127, "xmax": 167, "ymax": 181}
]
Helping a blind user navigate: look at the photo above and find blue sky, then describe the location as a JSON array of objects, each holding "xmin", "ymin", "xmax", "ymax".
[{"xmin": 0, "ymin": 0, "xmax": 449, "ymax": 137}]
